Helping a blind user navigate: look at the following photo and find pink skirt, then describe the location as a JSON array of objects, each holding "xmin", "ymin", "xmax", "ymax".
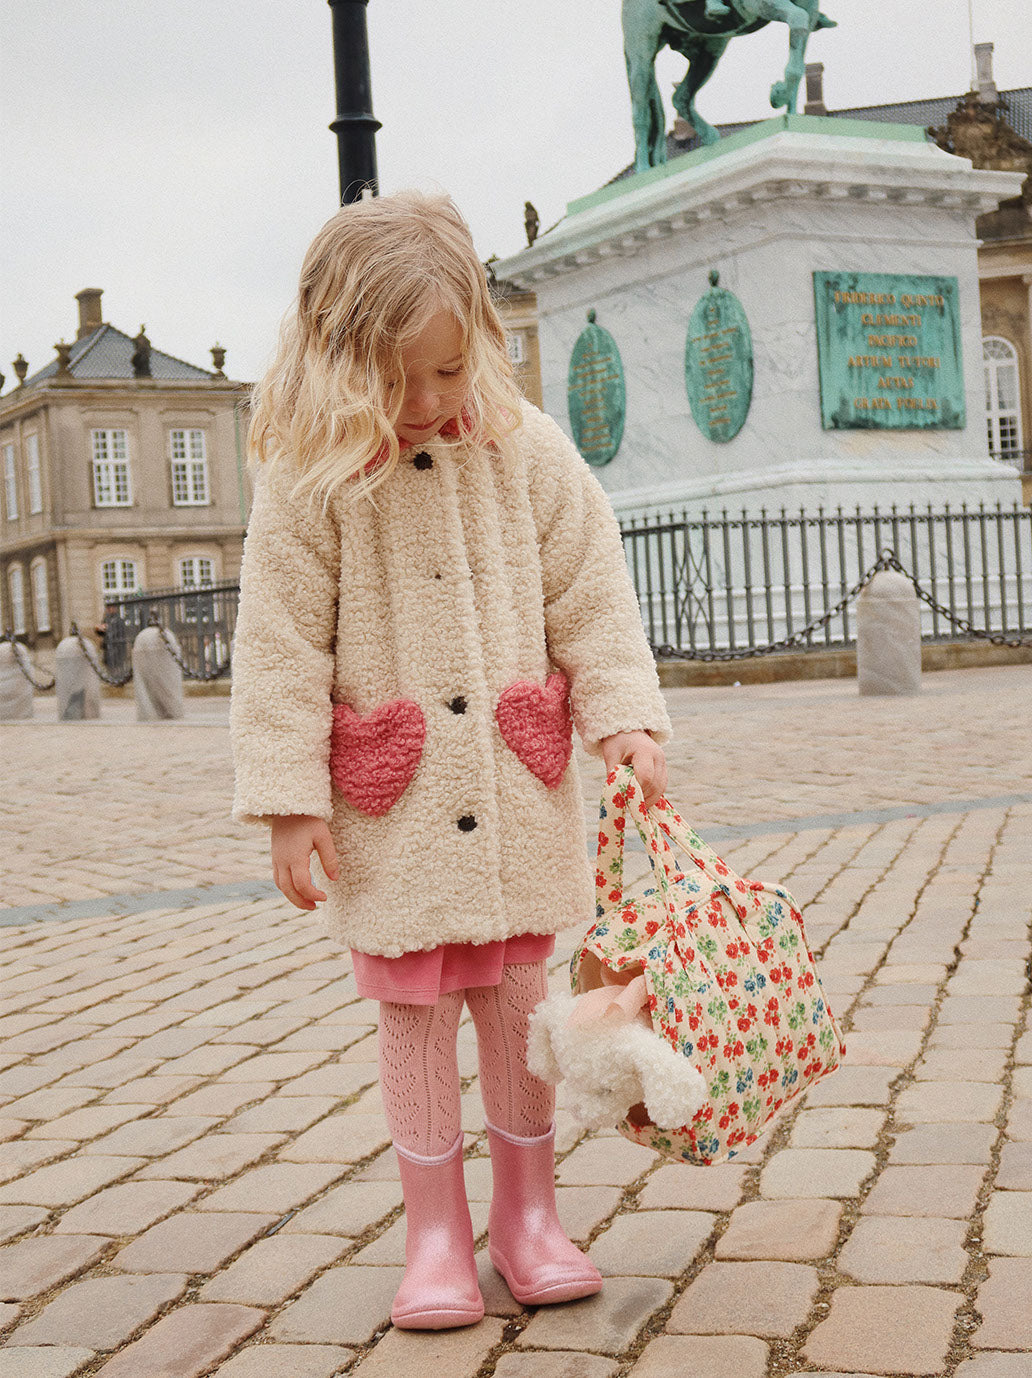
[{"xmin": 351, "ymin": 932, "xmax": 556, "ymax": 1005}]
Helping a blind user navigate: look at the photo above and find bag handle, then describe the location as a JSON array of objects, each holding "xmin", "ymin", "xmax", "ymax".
[{"xmin": 596, "ymin": 766, "xmax": 757, "ymax": 924}]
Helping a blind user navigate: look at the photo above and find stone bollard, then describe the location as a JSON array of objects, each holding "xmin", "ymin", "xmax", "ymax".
[
  {"xmin": 856, "ymin": 570, "xmax": 922, "ymax": 696},
  {"xmin": 55, "ymin": 635, "xmax": 102, "ymax": 720},
  {"xmin": 0, "ymin": 642, "xmax": 34, "ymax": 720},
  {"xmin": 132, "ymin": 625, "xmax": 185, "ymax": 720}
]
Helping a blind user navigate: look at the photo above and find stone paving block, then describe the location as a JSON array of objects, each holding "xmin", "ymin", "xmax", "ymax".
[
  {"xmin": 348, "ymin": 1317, "xmax": 506, "ymax": 1376},
  {"xmin": 760, "ymin": 1148, "xmax": 875, "ymax": 1199},
  {"xmin": 895, "ymin": 1080, "xmax": 1004, "ymax": 1124},
  {"xmin": 715, "ymin": 1198, "xmax": 842, "ymax": 1261},
  {"xmin": 789, "ymin": 1107, "xmax": 884, "ymax": 1149},
  {"xmin": 838, "ymin": 1214, "xmax": 969, "ymax": 1283},
  {"xmin": 983, "ymin": 1190, "xmax": 1032, "ymax": 1255},
  {"xmin": 217, "ymin": 1050, "xmax": 330, "ymax": 1082},
  {"xmin": 628, "ymin": 1335, "xmax": 769, "ymax": 1378},
  {"xmin": 0, "ymin": 1234, "xmax": 108, "ymax": 1301},
  {"xmin": 0, "ymin": 1205, "xmax": 49, "ymax": 1245},
  {"xmin": 197, "ymin": 1232, "xmax": 348, "ymax": 1304},
  {"xmin": 802, "ymin": 1283, "xmax": 960, "ymax": 1375},
  {"xmin": 1013, "ymin": 1067, "xmax": 1032, "ymax": 1099},
  {"xmin": 2, "ymin": 1088, "xmax": 103, "ymax": 1122},
  {"xmin": 915, "ymin": 1047, "xmax": 1010, "ymax": 1082},
  {"xmin": 160, "ymin": 1046, "xmax": 261, "ymax": 1077},
  {"xmin": 0, "ymin": 1301, "xmax": 20, "ymax": 1330},
  {"xmin": 635, "ymin": 1162, "xmax": 748, "ymax": 1212},
  {"xmin": 930, "ymin": 1024, "xmax": 1015, "ymax": 1050},
  {"xmin": 938, "ymin": 994, "xmax": 1023, "ymax": 1025},
  {"xmin": 211, "ymin": 1344, "xmax": 358, "ymax": 1377},
  {"xmin": 101, "ymin": 1074, "xmax": 204, "ymax": 1105},
  {"xmin": 996, "ymin": 1141, "xmax": 1032, "ymax": 1190},
  {"xmin": 281, "ymin": 1178, "xmax": 401, "ymax": 1237},
  {"xmin": 970, "ymin": 1256, "xmax": 1032, "ymax": 1350},
  {"xmin": 849, "ymin": 1005, "xmax": 932, "ymax": 1033},
  {"xmin": 1015, "ymin": 1031, "xmax": 1032, "ymax": 1064},
  {"xmin": 889, "ymin": 1121, "xmax": 997, "ymax": 1164},
  {"xmin": 800, "ymin": 1064, "xmax": 897, "ymax": 1107},
  {"xmin": 668, "ymin": 1260, "xmax": 819, "ymax": 1337},
  {"xmin": 135, "ymin": 1133, "xmax": 283, "ymax": 1181},
  {"xmin": 494, "ymin": 1353, "xmax": 620, "ymax": 1378},
  {"xmin": 474, "ymin": 1251, "xmax": 523, "ymax": 1317},
  {"xmin": 840, "ymin": 1030, "xmax": 924, "ymax": 1065},
  {"xmin": 111, "ymin": 1210, "xmax": 279, "ymax": 1273},
  {"xmin": 8, "ymin": 1272, "xmax": 188, "ymax": 1348},
  {"xmin": 194, "ymin": 1162, "xmax": 344, "ymax": 1214},
  {"xmin": 555, "ymin": 1134, "xmax": 657, "ymax": 1186},
  {"xmin": 269, "ymin": 1265, "xmax": 404, "ymax": 1345},
  {"xmin": 873, "ymin": 963, "xmax": 947, "ymax": 984},
  {"xmin": 948, "ymin": 960, "xmax": 1029, "ymax": 995},
  {"xmin": 1008, "ymin": 1100, "xmax": 1032, "ymax": 1141},
  {"xmin": 0, "ymin": 1119, "xmax": 30, "ymax": 1142},
  {"xmin": 0, "ymin": 1347, "xmax": 97, "ymax": 1377},
  {"xmin": 80, "ymin": 1114, "xmax": 217, "ymax": 1157},
  {"xmin": 221, "ymin": 1095, "xmax": 341, "ymax": 1135},
  {"xmin": 517, "ymin": 1276, "xmax": 672, "ymax": 1354},
  {"xmin": 277, "ymin": 1114, "xmax": 389, "ymax": 1165},
  {"xmin": 554, "ymin": 1185, "xmax": 625, "ymax": 1244},
  {"xmin": 956, "ymin": 1356, "xmax": 1032, "ymax": 1378},
  {"xmin": 589, "ymin": 1208, "xmax": 716, "ymax": 1277},
  {"xmin": 0, "ymin": 1138, "xmax": 77, "ymax": 1182},
  {"xmin": 21, "ymin": 1105, "xmax": 143, "ymax": 1142},
  {"xmin": 54, "ymin": 1179, "xmax": 202, "ymax": 1235},
  {"xmin": 0, "ymin": 1154, "xmax": 146, "ymax": 1208},
  {"xmin": 91, "ymin": 1301, "xmax": 265, "ymax": 1378},
  {"xmin": 862, "ymin": 1164, "xmax": 985, "ymax": 1218},
  {"xmin": 168, "ymin": 1082, "xmax": 276, "ymax": 1118}
]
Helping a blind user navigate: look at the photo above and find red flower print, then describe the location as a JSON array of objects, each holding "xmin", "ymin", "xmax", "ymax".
[
  {"xmin": 598, "ymin": 831, "xmax": 609, "ymax": 847},
  {"xmin": 614, "ymin": 817, "xmax": 626, "ymax": 832},
  {"xmin": 608, "ymin": 889, "xmax": 621, "ymax": 902},
  {"xmin": 612, "ymin": 790, "xmax": 625, "ymax": 808}
]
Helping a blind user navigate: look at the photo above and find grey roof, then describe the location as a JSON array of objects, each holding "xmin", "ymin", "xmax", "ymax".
[
  {"xmin": 22, "ymin": 324, "xmax": 215, "ymax": 387},
  {"xmin": 611, "ymin": 86, "xmax": 1032, "ymax": 181}
]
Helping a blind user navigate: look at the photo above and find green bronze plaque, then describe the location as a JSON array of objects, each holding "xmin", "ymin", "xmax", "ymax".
[
  {"xmin": 813, "ymin": 271, "xmax": 965, "ymax": 430},
  {"xmin": 567, "ymin": 310, "xmax": 625, "ymax": 466},
  {"xmin": 685, "ymin": 272, "xmax": 754, "ymax": 443}
]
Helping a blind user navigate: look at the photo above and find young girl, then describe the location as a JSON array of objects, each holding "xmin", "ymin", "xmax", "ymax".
[{"xmin": 231, "ymin": 190, "xmax": 671, "ymax": 1330}]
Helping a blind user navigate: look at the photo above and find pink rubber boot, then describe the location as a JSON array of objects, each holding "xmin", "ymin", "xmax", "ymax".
[
  {"xmin": 485, "ymin": 1122, "xmax": 603, "ymax": 1305},
  {"xmin": 391, "ymin": 1135, "xmax": 485, "ymax": 1330}
]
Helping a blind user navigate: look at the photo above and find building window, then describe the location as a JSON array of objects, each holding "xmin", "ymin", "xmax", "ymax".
[
  {"xmin": 26, "ymin": 435, "xmax": 43, "ymax": 514},
  {"xmin": 30, "ymin": 558, "xmax": 50, "ymax": 633},
  {"xmin": 179, "ymin": 556, "xmax": 214, "ymax": 588},
  {"xmin": 170, "ymin": 429, "xmax": 209, "ymax": 504},
  {"xmin": 92, "ymin": 429, "xmax": 132, "ymax": 506},
  {"xmin": 4, "ymin": 443, "xmax": 18, "ymax": 520},
  {"xmin": 7, "ymin": 564, "xmax": 26, "ymax": 634},
  {"xmin": 506, "ymin": 331, "xmax": 527, "ymax": 366},
  {"xmin": 984, "ymin": 336, "xmax": 1023, "ymax": 458},
  {"xmin": 101, "ymin": 558, "xmax": 139, "ymax": 598}
]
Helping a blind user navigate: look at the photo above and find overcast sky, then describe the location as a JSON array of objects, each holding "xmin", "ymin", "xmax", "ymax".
[{"xmin": 1, "ymin": 0, "xmax": 1027, "ymax": 386}]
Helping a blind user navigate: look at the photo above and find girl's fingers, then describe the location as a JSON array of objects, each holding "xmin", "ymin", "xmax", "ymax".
[{"xmin": 313, "ymin": 828, "xmax": 339, "ymax": 881}]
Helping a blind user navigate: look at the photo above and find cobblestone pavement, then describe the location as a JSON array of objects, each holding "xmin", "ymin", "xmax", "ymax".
[{"xmin": 1, "ymin": 665, "xmax": 1030, "ymax": 1378}]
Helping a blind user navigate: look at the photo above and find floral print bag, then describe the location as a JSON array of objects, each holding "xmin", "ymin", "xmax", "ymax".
[{"xmin": 571, "ymin": 765, "xmax": 845, "ymax": 1166}]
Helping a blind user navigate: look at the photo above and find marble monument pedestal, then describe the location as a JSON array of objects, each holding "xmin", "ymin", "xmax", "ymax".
[{"xmin": 494, "ymin": 114, "xmax": 1025, "ymax": 521}]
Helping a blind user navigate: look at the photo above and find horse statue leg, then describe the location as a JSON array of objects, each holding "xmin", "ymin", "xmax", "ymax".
[
  {"xmin": 623, "ymin": 0, "xmax": 668, "ymax": 169},
  {"xmin": 734, "ymin": 0, "xmax": 818, "ymax": 111},
  {"xmin": 671, "ymin": 35, "xmax": 731, "ymax": 146}
]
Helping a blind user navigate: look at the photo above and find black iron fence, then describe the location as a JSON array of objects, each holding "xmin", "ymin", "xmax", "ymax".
[
  {"xmin": 619, "ymin": 503, "xmax": 1032, "ymax": 659},
  {"xmin": 103, "ymin": 580, "xmax": 239, "ymax": 680}
]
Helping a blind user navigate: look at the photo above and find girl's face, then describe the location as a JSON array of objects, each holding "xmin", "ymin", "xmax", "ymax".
[{"xmin": 393, "ymin": 309, "xmax": 467, "ymax": 446}]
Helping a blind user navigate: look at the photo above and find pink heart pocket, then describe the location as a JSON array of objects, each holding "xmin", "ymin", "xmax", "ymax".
[
  {"xmin": 496, "ymin": 672, "xmax": 573, "ymax": 790},
  {"xmin": 330, "ymin": 699, "xmax": 426, "ymax": 816}
]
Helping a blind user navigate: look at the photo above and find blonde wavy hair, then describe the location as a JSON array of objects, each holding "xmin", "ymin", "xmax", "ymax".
[{"xmin": 249, "ymin": 190, "xmax": 523, "ymax": 504}]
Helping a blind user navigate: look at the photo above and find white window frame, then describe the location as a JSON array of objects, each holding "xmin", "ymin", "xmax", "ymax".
[
  {"xmin": 178, "ymin": 555, "xmax": 215, "ymax": 588},
  {"xmin": 8, "ymin": 564, "xmax": 26, "ymax": 635},
  {"xmin": 170, "ymin": 428, "xmax": 210, "ymax": 505},
  {"xmin": 30, "ymin": 557, "xmax": 50, "ymax": 632},
  {"xmin": 25, "ymin": 434, "xmax": 43, "ymax": 514},
  {"xmin": 100, "ymin": 558, "xmax": 140, "ymax": 598},
  {"xmin": 4, "ymin": 443, "xmax": 18, "ymax": 520},
  {"xmin": 984, "ymin": 336, "xmax": 1024, "ymax": 458},
  {"xmin": 91, "ymin": 429, "xmax": 133, "ymax": 507}
]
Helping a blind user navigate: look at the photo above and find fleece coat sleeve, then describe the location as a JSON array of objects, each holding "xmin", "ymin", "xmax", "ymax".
[
  {"xmin": 523, "ymin": 408, "xmax": 672, "ymax": 756},
  {"xmin": 230, "ymin": 462, "xmax": 341, "ymax": 825}
]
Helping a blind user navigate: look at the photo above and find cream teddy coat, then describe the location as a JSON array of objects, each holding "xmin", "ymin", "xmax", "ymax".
[{"xmin": 230, "ymin": 402, "xmax": 671, "ymax": 957}]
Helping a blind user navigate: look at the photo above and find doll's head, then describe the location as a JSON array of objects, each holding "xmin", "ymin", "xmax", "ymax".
[{"xmin": 250, "ymin": 190, "xmax": 522, "ymax": 502}]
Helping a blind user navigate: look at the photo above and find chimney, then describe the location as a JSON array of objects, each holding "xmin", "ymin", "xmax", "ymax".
[
  {"xmin": 75, "ymin": 288, "xmax": 104, "ymax": 340},
  {"xmin": 973, "ymin": 42, "xmax": 998, "ymax": 104},
  {"xmin": 804, "ymin": 63, "xmax": 827, "ymax": 116}
]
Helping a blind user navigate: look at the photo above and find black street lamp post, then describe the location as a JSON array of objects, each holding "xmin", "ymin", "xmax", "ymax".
[{"xmin": 328, "ymin": 0, "xmax": 381, "ymax": 204}]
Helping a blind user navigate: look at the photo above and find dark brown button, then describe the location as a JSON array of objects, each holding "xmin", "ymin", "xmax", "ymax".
[
  {"xmin": 448, "ymin": 696, "xmax": 467, "ymax": 714},
  {"xmin": 413, "ymin": 452, "xmax": 433, "ymax": 470},
  {"xmin": 457, "ymin": 814, "xmax": 477, "ymax": 832}
]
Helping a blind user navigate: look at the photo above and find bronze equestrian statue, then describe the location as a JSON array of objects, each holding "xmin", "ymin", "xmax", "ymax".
[{"xmin": 623, "ymin": 0, "xmax": 836, "ymax": 171}]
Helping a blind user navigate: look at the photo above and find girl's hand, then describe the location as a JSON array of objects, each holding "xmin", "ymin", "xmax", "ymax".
[
  {"xmin": 600, "ymin": 731, "xmax": 668, "ymax": 808},
  {"xmin": 270, "ymin": 815, "xmax": 339, "ymax": 911}
]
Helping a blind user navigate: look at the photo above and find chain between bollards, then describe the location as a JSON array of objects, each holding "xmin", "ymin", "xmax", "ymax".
[{"xmin": 0, "ymin": 631, "xmax": 56, "ymax": 689}]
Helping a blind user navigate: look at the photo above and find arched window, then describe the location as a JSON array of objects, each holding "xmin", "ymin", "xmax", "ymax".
[
  {"xmin": 984, "ymin": 336, "xmax": 1023, "ymax": 458},
  {"xmin": 7, "ymin": 564, "xmax": 26, "ymax": 635},
  {"xmin": 30, "ymin": 558, "xmax": 50, "ymax": 633}
]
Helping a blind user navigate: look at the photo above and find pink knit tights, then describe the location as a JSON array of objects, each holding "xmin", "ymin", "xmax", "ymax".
[{"xmin": 378, "ymin": 962, "xmax": 554, "ymax": 1157}]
